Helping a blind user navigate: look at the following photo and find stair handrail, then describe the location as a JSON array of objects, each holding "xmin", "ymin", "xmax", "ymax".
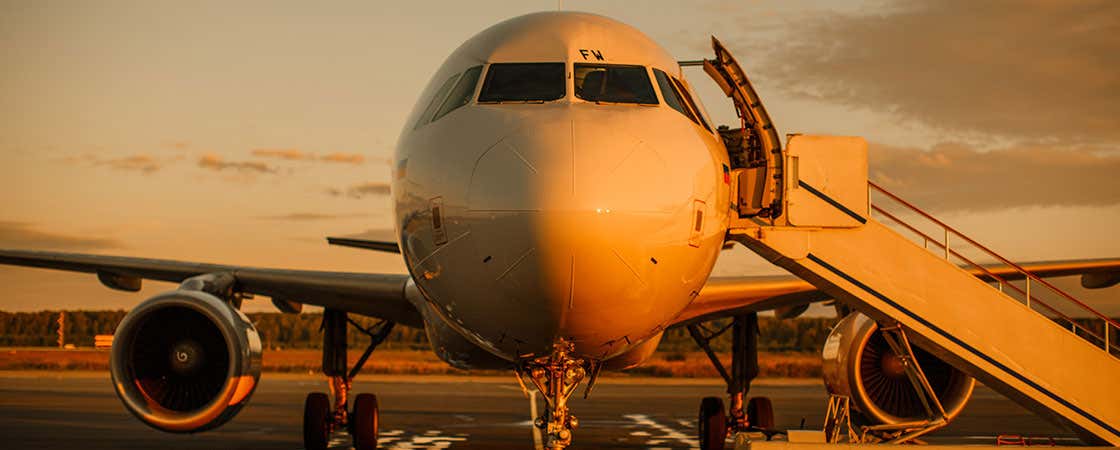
[
  {"xmin": 868, "ymin": 181, "xmax": 1119, "ymax": 353},
  {"xmin": 870, "ymin": 203, "xmax": 1077, "ymax": 324}
]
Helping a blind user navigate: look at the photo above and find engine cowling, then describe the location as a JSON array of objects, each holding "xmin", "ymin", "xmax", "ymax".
[
  {"xmin": 822, "ymin": 313, "xmax": 974, "ymax": 425},
  {"xmin": 110, "ymin": 290, "xmax": 262, "ymax": 433}
]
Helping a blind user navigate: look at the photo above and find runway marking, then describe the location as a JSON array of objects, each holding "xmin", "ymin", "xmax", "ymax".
[
  {"xmin": 327, "ymin": 431, "xmax": 350, "ymax": 448},
  {"xmin": 309, "ymin": 429, "xmax": 468, "ymax": 450},
  {"xmin": 623, "ymin": 414, "xmax": 699, "ymax": 450},
  {"xmin": 383, "ymin": 429, "xmax": 468, "ymax": 449},
  {"xmin": 529, "ymin": 389, "xmax": 544, "ymax": 450}
]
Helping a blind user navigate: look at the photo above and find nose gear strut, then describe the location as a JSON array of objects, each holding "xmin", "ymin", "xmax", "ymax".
[{"xmin": 517, "ymin": 339, "xmax": 591, "ymax": 450}]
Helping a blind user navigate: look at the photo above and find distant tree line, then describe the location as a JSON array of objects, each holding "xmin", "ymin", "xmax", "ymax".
[
  {"xmin": 0, "ymin": 310, "xmax": 839, "ymax": 352},
  {"xmin": 0, "ymin": 311, "xmax": 429, "ymax": 350},
  {"xmin": 3, "ymin": 310, "xmax": 1113, "ymax": 354}
]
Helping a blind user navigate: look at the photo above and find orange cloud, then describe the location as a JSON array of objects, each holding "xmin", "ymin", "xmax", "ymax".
[
  {"xmin": 198, "ymin": 153, "xmax": 276, "ymax": 173},
  {"xmin": 0, "ymin": 221, "xmax": 123, "ymax": 250},
  {"xmin": 251, "ymin": 149, "xmax": 311, "ymax": 160},
  {"xmin": 326, "ymin": 181, "xmax": 391, "ymax": 199},
  {"xmin": 251, "ymin": 149, "xmax": 367, "ymax": 165},
  {"xmin": 64, "ymin": 153, "xmax": 164, "ymax": 174},
  {"xmin": 320, "ymin": 153, "xmax": 366, "ymax": 164}
]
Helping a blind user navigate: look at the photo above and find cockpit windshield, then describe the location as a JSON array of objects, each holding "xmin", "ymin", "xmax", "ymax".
[
  {"xmin": 574, "ymin": 64, "xmax": 657, "ymax": 105},
  {"xmin": 478, "ymin": 63, "xmax": 566, "ymax": 103}
]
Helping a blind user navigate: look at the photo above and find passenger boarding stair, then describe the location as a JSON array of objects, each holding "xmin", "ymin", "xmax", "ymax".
[{"xmin": 725, "ymin": 136, "xmax": 1120, "ymax": 445}]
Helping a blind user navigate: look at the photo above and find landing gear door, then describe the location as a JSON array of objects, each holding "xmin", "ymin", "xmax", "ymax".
[{"xmin": 701, "ymin": 37, "xmax": 784, "ymax": 220}]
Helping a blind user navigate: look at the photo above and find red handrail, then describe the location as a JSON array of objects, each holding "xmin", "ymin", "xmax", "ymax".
[
  {"xmin": 868, "ymin": 182, "xmax": 1120, "ymax": 342},
  {"xmin": 870, "ymin": 204, "xmax": 1080, "ymax": 325}
]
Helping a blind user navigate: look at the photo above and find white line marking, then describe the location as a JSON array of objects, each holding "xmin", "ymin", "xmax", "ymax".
[
  {"xmin": 624, "ymin": 414, "xmax": 700, "ymax": 450},
  {"xmin": 529, "ymin": 390, "xmax": 544, "ymax": 450}
]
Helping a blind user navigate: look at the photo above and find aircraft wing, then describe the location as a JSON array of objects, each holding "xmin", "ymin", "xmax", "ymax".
[
  {"xmin": 673, "ymin": 258, "xmax": 1120, "ymax": 326},
  {"xmin": 0, "ymin": 249, "xmax": 423, "ymax": 327}
]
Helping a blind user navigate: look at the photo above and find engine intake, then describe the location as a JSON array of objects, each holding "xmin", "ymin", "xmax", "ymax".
[
  {"xmin": 822, "ymin": 313, "xmax": 974, "ymax": 425},
  {"xmin": 110, "ymin": 289, "xmax": 262, "ymax": 433}
]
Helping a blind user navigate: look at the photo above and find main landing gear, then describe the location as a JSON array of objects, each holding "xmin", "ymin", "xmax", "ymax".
[
  {"xmin": 688, "ymin": 313, "xmax": 779, "ymax": 450},
  {"xmin": 303, "ymin": 309, "xmax": 395, "ymax": 450},
  {"xmin": 516, "ymin": 339, "xmax": 596, "ymax": 450}
]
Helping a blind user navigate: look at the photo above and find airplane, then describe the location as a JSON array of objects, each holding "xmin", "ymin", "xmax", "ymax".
[{"xmin": 3, "ymin": 11, "xmax": 1119, "ymax": 450}]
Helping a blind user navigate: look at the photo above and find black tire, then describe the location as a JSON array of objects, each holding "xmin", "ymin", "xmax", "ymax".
[
  {"xmin": 303, "ymin": 392, "xmax": 331, "ymax": 450},
  {"xmin": 747, "ymin": 396, "xmax": 775, "ymax": 430},
  {"xmin": 699, "ymin": 396, "xmax": 727, "ymax": 450},
  {"xmin": 352, "ymin": 393, "xmax": 379, "ymax": 450}
]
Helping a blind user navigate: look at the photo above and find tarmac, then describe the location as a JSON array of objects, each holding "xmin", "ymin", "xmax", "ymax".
[{"xmin": 0, "ymin": 371, "xmax": 1082, "ymax": 449}]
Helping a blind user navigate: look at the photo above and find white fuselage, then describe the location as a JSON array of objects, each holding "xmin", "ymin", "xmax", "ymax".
[{"xmin": 392, "ymin": 12, "xmax": 730, "ymax": 362}]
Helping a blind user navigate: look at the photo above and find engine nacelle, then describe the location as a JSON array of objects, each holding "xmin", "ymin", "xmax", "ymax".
[
  {"xmin": 110, "ymin": 290, "xmax": 262, "ymax": 433},
  {"xmin": 822, "ymin": 313, "xmax": 974, "ymax": 425}
]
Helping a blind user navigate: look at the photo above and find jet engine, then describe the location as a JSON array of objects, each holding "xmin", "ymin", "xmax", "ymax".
[
  {"xmin": 109, "ymin": 289, "xmax": 262, "ymax": 433},
  {"xmin": 822, "ymin": 313, "xmax": 974, "ymax": 425}
]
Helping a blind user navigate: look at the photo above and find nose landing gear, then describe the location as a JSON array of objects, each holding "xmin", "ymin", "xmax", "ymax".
[
  {"xmin": 689, "ymin": 313, "xmax": 780, "ymax": 450},
  {"xmin": 303, "ymin": 309, "xmax": 395, "ymax": 450},
  {"xmin": 517, "ymin": 339, "xmax": 594, "ymax": 450}
]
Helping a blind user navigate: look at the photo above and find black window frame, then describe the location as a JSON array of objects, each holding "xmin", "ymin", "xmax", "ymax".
[
  {"xmin": 672, "ymin": 77, "xmax": 712, "ymax": 132},
  {"xmin": 432, "ymin": 65, "xmax": 483, "ymax": 122},
  {"xmin": 573, "ymin": 63, "xmax": 659, "ymax": 105},
  {"xmin": 414, "ymin": 72, "xmax": 462, "ymax": 129},
  {"xmin": 653, "ymin": 68, "xmax": 698, "ymax": 124},
  {"xmin": 477, "ymin": 62, "xmax": 566, "ymax": 103}
]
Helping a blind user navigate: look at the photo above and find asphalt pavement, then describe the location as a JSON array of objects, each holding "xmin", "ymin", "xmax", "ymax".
[{"xmin": 0, "ymin": 372, "xmax": 1080, "ymax": 449}]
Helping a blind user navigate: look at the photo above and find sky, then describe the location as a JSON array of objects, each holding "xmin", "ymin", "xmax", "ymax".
[{"xmin": 1, "ymin": 0, "xmax": 1117, "ymax": 314}]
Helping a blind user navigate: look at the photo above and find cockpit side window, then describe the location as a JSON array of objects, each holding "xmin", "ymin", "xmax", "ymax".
[
  {"xmin": 653, "ymin": 69, "xmax": 698, "ymax": 124},
  {"xmin": 478, "ymin": 63, "xmax": 565, "ymax": 103},
  {"xmin": 414, "ymin": 72, "xmax": 461, "ymax": 129},
  {"xmin": 574, "ymin": 64, "xmax": 658, "ymax": 105},
  {"xmin": 432, "ymin": 65, "xmax": 483, "ymax": 121},
  {"xmin": 672, "ymin": 77, "xmax": 712, "ymax": 132}
]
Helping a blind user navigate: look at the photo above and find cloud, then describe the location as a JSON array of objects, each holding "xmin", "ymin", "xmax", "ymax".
[
  {"xmin": 251, "ymin": 149, "xmax": 310, "ymax": 160},
  {"xmin": 0, "ymin": 221, "xmax": 123, "ymax": 250},
  {"xmin": 65, "ymin": 153, "xmax": 164, "ymax": 174},
  {"xmin": 758, "ymin": 0, "xmax": 1120, "ymax": 144},
  {"xmin": 326, "ymin": 181, "xmax": 391, "ymax": 199},
  {"xmin": 868, "ymin": 142, "xmax": 1120, "ymax": 212},
  {"xmin": 104, "ymin": 154, "xmax": 162, "ymax": 173},
  {"xmin": 252, "ymin": 149, "xmax": 367, "ymax": 165},
  {"xmin": 198, "ymin": 153, "xmax": 276, "ymax": 173},
  {"xmin": 319, "ymin": 152, "xmax": 365, "ymax": 164},
  {"xmin": 255, "ymin": 213, "xmax": 369, "ymax": 221}
]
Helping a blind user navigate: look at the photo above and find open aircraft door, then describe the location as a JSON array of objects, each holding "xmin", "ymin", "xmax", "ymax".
[{"xmin": 692, "ymin": 37, "xmax": 785, "ymax": 220}]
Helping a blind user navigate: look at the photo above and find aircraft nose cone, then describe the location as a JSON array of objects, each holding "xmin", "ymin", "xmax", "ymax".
[{"xmin": 464, "ymin": 115, "xmax": 704, "ymax": 357}]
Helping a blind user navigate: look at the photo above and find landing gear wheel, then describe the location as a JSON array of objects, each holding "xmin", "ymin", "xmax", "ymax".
[
  {"xmin": 351, "ymin": 393, "xmax": 379, "ymax": 450},
  {"xmin": 699, "ymin": 396, "xmax": 727, "ymax": 450},
  {"xmin": 747, "ymin": 396, "xmax": 774, "ymax": 430},
  {"xmin": 303, "ymin": 392, "xmax": 331, "ymax": 450}
]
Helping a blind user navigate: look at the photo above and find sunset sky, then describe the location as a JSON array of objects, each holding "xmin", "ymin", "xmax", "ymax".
[{"xmin": 1, "ymin": 0, "xmax": 1117, "ymax": 314}]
